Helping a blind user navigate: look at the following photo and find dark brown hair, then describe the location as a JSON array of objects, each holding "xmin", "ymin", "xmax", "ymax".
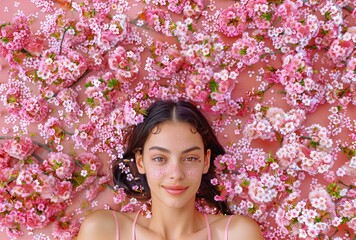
[{"xmin": 113, "ymin": 99, "xmax": 230, "ymax": 214}]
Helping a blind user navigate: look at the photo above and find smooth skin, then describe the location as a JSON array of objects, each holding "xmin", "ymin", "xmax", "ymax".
[{"xmin": 77, "ymin": 121, "xmax": 264, "ymax": 240}]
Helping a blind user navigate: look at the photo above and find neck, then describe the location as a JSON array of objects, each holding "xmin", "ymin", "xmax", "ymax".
[{"xmin": 148, "ymin": 199, "xmax": 204, "ymax": 239}]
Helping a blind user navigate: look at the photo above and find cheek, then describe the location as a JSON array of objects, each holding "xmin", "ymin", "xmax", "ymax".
[
  {"xmin": 146, "ymin": 167, "xmax": 165, "ymax": 180},
  {"xmin": 185, "ymin": 168, "xmax": 198, "ymax": 177},
  {"xmin": 184, "ymin": 166, "xmax": 204, "ymax": 179}
]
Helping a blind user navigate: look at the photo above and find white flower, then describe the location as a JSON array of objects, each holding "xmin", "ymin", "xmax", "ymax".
[
  {"xmin": 298, "ymin": 229, "xmax": 307, "ymax": 238},
  {"xmin": 81, "ymin": 170, "xmax": 88, "ymax": 177},
  {"xmin": 234, "ymin": 185, "xmax": 243, "ymax": 194}
]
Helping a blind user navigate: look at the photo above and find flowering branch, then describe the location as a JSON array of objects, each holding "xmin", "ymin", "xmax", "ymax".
[
  {"xmin": 67, "ymin": 68, "xmax": 91, "ymax": 89},
  {"xmin": 59, "ymin": 26, "xmax": 71, "ymax": 55},
  {"xmin": 343, "ymin": 5, "xmax": 354, "ymax": 13},
  {"xmin": 31, "ymin": 152, "xmax": 44, "ymax": 162},
  {"xmin": 249, "ymin": 83, "xmax": 274, "ymax": 101},
  {"xmin": 0, "ymin": 135, "xmax": 53, "ymax": 152},
  {"xmin": 337, "ymin": 180, "xmax": 354, "ymax": 190}
]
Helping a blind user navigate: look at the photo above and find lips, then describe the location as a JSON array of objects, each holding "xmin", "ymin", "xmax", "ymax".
[{"xmin": 163, "ymin": 186, "xmax": 188, "ymax": 195}]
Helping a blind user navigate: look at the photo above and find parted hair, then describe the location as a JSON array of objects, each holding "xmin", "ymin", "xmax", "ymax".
[{"xmin": 112, "ymin": 99, "xmax": 231, "ymax": 214}]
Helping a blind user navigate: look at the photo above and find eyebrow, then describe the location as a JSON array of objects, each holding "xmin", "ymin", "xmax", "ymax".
[{"xmin": 148, "ymin": 146, "xmax": 202, "ymax": 154}]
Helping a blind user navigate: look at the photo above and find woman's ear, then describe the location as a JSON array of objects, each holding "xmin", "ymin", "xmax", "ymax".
[
  {"xmin": 135, "ymin": 151, "xmax": 145, "ymax": 174},
  {"xmin": 203, "ymin": 149, "xmax": 211, "ymax": 174}
]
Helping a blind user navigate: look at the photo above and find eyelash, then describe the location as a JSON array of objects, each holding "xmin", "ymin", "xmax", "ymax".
[
  {"xmin": 151, "ymin": 156, "xmax": 200, "ymax": 162},
  {"xmin": 152, "ymin": 156, "xmax": 165, "ymax": 162},
  {"xmin": 184, "ymin": 157, "xmax": 199, "ymax": 162}
]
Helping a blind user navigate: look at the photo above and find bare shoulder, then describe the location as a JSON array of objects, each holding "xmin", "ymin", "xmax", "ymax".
[
  {"xmin": 76, "ymin": 209, "xmax": 117, "ymax": 240},
  {"xmin": 227, "ymin": 215, "xmax": 264, "ymax": 240}
]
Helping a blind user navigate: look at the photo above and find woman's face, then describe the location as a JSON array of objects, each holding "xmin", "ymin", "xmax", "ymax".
[{"xmin": 136, "ymin": 121, "xmax": 211, "ymax": 209}]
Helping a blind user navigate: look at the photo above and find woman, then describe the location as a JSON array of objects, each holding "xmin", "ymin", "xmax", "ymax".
[{"xmin": 77, "ymin": 100, "xmax": 264, "ymax": 240}]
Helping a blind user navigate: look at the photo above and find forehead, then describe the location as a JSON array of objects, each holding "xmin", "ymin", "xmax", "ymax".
[{"xmin": 144, "ymin": 121, "xmax": 204, "ymax": 149}]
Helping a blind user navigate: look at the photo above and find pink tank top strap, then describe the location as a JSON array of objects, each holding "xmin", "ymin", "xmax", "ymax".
[
  {"xmin": 111, "ymin": 211, "xmax": 120, "ymax": 240},
  {"xmin": 203, "ymin": 213, "xmax": 212, "ymax": 240},
  {"xmin": 224, "ymin": 215, "xmax": 234, "ymax": 240},
  {"xmin": 132, "ymin": 211, "xmax": 141, "ymax": 240}
]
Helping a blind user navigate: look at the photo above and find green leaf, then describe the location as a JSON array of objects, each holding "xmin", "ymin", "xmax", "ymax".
[
  {"xmin": 1, "ymin": 37, "xmax": 9, "ymax": 43},
  {"xmin": 85, "ymin": 82, "xmax": 93, "ymax": 88},
  {"xmin": 49, "ymin": 53, "xmax": 56, "ymax": 59},
  {"xmin": 239, "ymin": 47, "xmax": 248, "ymax": 56},
  {"xmin": 266, "ymin": 65, "xmax": 276, "ymax": 72},
  {"xmin": 108, "ymin": 79, "xmax": 119, "ymax": 89},
  {"xmin": 286, "ymin": 188, "xmax": 293, "ymax": 193},
  {"xmin": 86, "ymin": 97, "xmax": 95, "ymax": 107},
  {"xmin": 261, "ymin": 12, "xmax": 272, "ymax": 21},
  {"xmin": 209, "ymin": 80, "xmax": 219, "ymax": 92},
  {"xmin": 255, "ymin": 34, "xmax": 265, "ymax": 42},
  {"xmin": 7, "ymin": 96, "xmax": 17, "ymax": 103},
  {"xmin": 241, "ymin": 180, "xmax": 250, "ymax": 187},
  {"xmin": 91, "ymin": 9, "xmax": 96, "ymax": 17},
  {"xmin": 321, "ymin": 29, "xmax": 329, "ymax": 35},
  {"xmin": 314, "ymin": 216, "xmax": 322, "ymax": 222},
  {"xmin": 267, "ymin": 153, "xmax": 275, "ymax": 163},
  {"xmin": 309, "ymin": 140, "xmax": 319, "ymax": 149},
  {"xmin": 71, "ymin": 172, "xmax": 86, "ymax": 188},
  {"xmin": 324, "ymin": 11, "xmax": 331, "ymax": 20},
  {"xmin": 326, "ymin": 183, "xmax": 341, "ymax": 199},
  {"xmin": 0, "ymin": 23, "xmax": 10, "ymax": 28}
]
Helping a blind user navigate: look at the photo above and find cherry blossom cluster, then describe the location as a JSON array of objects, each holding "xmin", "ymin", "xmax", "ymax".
[
  {"xmin": 0, "ymin": 137, "xmax": 109, "ymax": 239},
  {"xmin": 0, "ymin": 0, "xmax": 355, "ymax": 239}
]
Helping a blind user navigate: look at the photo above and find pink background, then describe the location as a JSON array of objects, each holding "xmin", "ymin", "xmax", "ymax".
[{"xmin": 0, "ymin": 0, "xmax": 355, "ymax": 239}]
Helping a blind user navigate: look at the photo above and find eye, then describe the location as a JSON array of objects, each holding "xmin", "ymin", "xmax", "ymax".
[
  {"xmin": 152, "ymin": 156, "xmax": 165, "ymax": 163},
  {"xmin": 184, "ymin": 156, "xmax": 199, "ymax": 162}
]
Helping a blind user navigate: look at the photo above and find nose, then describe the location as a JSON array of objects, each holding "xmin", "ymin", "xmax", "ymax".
[{"xmin": 168, "ymin": 160, "xmax": 185, "ymax": 180}]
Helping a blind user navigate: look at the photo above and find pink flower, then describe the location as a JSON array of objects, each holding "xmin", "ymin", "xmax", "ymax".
[
  {"xmin": 26, "ymin": 36, "xmax": 44, "ymax": 56},
  {"xmin": 309, "ymin": 187, "xmax": 336, "ymax": 216},
  {"xmin": 84, "ymin": 182, "xmax": 101, "ymax": 201},
  {"xmin": 167, "ymin": 0, "xmax": 204, "ymax": 18},
  {"xmin": 231, "ymin": 33, "xmax": 263, "ymax": 66},
  {"xmin": 108, "ymin": 46, "xmax": 141, "ymax": 82},
  {"xmin": 0, "ymin": 15, "xmax": 31, "ymax": 54},
  {"xmin": 19, "ymin": 97, "xmax": 49, "ymax": 122},
  {"xmin": 5, "ymin": 227, "xmax": 23, "ymax": 238},
  {"xmin": 42, "ymin": 117, "xmax": 66, "ymax": 144},
  {"xmin": 109, "ymin": 101, "xmax": 145, "ymax": 131},
  {"xmin": 42, "ymin": 152, "xmax": 75, "ymax": 180},
  {"xmin": 38, "ymin": 50, "xmax": 88, "ymax": 93},
  {"xmin": 2, "ymin": 136, "xmax": 37, "ymax": 160},
  {"xmin": 275, "ymin": 208, "xmax": 291, "ymax": 234},
  {"xmin": 182, "ymin": 0, "xmax": 205, "ymax": 18},
  {"xmin": 54, "ymin": 180, "xmax": 73, "ymax": 201},
  {"xmin": 140, "ymin": 8, "xmax": 172, "ymax": 36},
  {"xmin": 148, "ymin": 41, "xmax": 184, "ymax": 78},
  {"xmin": 99, "ymin": 14, "xmax": 130, "ymax": 50},
  {"xmin": 52, "ymin": 215, "xmax": 81, "ymax": 240},
  {"xmin": 0, "ymin": 149, "xmax": 11, "ymax": 168},
  {"xmin": 328, "ymin": 39, "xmax": 355, "ymax": 66},
  {"xmin": 76, "ymin": 152, "xmax": 102, "ymax": 172},
  {"xmin": 113, "ymin": 187, "xmax": 127, "ymax": 204},
  {"xmin": 72, "ymin": 123, "xmax": 97, "ymax": 150},
  {"xmin": 5, "ymin": 87, "xmax": 21, "ymax": 114},
  {"xmin": 217, "ymin": 5, "xmax": 247, "ymax": 37},
  {"xmin": 167, "ymin": 0, "xmax": 188, "ymax": 14},
  {"xmin": 347, "ymin": 218, "xmax": 356, "ymax": 232}
]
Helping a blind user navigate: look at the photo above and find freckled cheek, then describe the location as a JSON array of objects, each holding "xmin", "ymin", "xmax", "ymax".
[
  {"xmin": 185, "ymin": 168, "xmax": 200, "ymax": 177},
  {"xmin": 145, "ymin": 165, "xmax": 202, "ymax": 179},
  {"xmin": 146, "ymin": 167, "xmax": 165, "ymax": 179}
]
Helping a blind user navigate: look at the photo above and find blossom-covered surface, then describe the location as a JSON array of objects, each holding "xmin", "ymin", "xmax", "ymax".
[{"xmin": 0, "ymin": 0, "xmax": 355, "ymax": 239}]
